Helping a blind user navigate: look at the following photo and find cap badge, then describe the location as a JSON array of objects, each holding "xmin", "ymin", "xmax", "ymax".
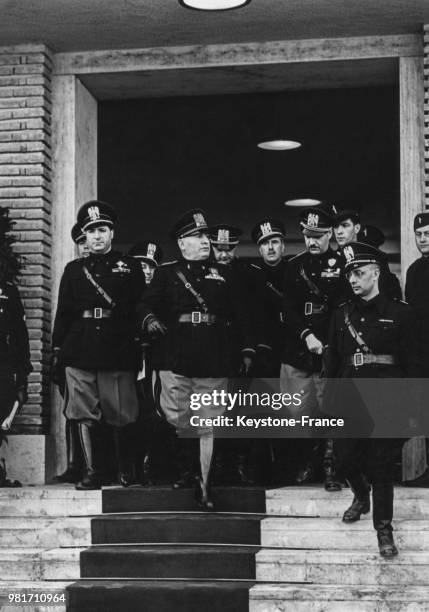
[
  {"xmin": 418, "ymin": 216, "xmax": 422, "ymax": 225},
  {"xmin": 332, "ymin": 205, "xmax": 338, "ymax": 214},
  {"xmin": 307, "ymin": 213, "xmax": 319, "ymax": 227},
  {"xmin": 260, "ymin": 222, "xmax": 273, "ymax": 236},
  {"xmin": 363, "ymin": 228, "xmax": 368, "ymax": 236},
  {"xmin": 88, "ymin": 206, "xmax": 100, "ymax": 222},
  {"xmin": 218, "ymin": 229, "xmax": 230, "ymax": 243},
  {"xmin": 147, "ymin": 243, "xmax": 157, "ymax": 258},
  {"xmin": 343, "ymin": 245, "xmax": 355, "ymax": 263},
  {"xmin": 194, "ymin": 213, "xmax": 206, "ymax": 227}
]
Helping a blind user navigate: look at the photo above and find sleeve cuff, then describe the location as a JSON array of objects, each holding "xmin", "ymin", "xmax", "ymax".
[{"xmin": 300, "ymin": 328, "xmax": 312, "ymax": 341}]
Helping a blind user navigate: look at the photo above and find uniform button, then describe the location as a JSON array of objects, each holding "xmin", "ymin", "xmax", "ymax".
[
  {"xmin": 96, "ymin": 274, "xmax": 100, "ymax": 278},
  {"xmin": 360, "ymin": 317, "xmax": 365, "ymax": 322},
  {"xmin": 311, "ymin": 273, "xmax": 316, "ymax": 277},
  {"xmin": 358, "ymin": 332, "xmax": 363, "ymax": 335},
  {"xmin": 96, "ymin": 326, "xmax": 100, "ymax": 330}
]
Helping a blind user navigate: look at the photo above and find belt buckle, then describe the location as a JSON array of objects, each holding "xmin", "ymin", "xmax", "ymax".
[
  {"xmin": 304, "ymin": 302, "xmax": 313, "ymax": 316},
  {"xmin": 94, "ymin": 307, "xmax": 103, "ymax": 319},
  {"xmin": 353, "ymin": 352, "xmax": 364, "ymax": 367},
  {"xmin": 191, "ymin": 311, "xmax": 202, "ymax": 324}
]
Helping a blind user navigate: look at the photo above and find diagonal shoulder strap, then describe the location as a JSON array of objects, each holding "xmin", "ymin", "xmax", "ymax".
[
  {"xmin": 299, "ymin": 265, "xmax": 326, "ymax": 301},
  {"xmin": 266, "ymin": 281, "xmax": 283, "ymax": 299},
  {"xmin": 82, "ymin": 265, "xmax": 116, "ymax": 308},
  {"xmin": 175, "ymin": 270, "xmax": 208, "ymax": 313},
  {"xmin": 343, "ymin": 303, "xmax": 371, "ymax": 354}
]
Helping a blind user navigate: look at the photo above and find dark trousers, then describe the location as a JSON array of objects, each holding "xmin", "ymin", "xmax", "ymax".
[{"xmin": 335, "ymin": 438, "xmax": 398, "ymax": 529}]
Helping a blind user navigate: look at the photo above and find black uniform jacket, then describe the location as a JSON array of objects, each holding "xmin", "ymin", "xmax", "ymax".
[
  {"xmin": 282, "ymin": 248, "xmax": 347, "ymax": 371},
  {"xmin": 324, "ymin": 294, "xmax": 421, "ymax": 435},
  {"xmin": 405, "ymin": 256, "xmax": 429, "ymax": 374},
  {"xmin": 0, "ymin": 281, "xmax": 31, "ymax": 379},
  {"xmin": 52, "ymin": 250, "xmax": 143, "ymax": 370},
  {"xmin": 138, "ymin": 257, "xmax": 255, "ymax": 378},
  {"xmin": 250, "ymin": 260, "xmax": 287, "ymax": 364}
]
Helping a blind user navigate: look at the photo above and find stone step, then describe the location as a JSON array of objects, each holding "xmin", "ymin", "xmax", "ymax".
[
  {"xmin": 91, "ymin": 512, "xmax": 263, "ymax": 545},
  {"xmin": 67, "ymin": 579, "xmax": 254, "ymax": 612},
  {"xmin": 0, "ymin": 581, "xmax": 70, "ymax": 612},
  {"xmin": 266, "ymin": 486, "xmax": 429, "ymax": 518},
  {"xmin": 261, "ymin": 517, "xmax": 429, "ymax": 549},
  {"xmin": 0, "ymin": 517, "xmax": 92, "ymax": 547},
  {"xmin": 81, "ymin": 544, "xmax": 258, "ymax": 580},
  {"xmin": 102, "ymin": 486, "xmax": 266, "ymax": 513},
  {"xmin": 266, "ymin": 486, "xmax": 429, "ymax": 500},
  {"xmin": 256, "ymin": 549, "xmax": 429, "ymax": 585},
  {"xmin": 0, "ymin": 486, "xmax": 102, "ymax": 517},
  {"xmin": 0, "ymin": 548, "xmax": 82, "ymax": 581},
  {"xmin": 249, "ymin": 584, "xmax": 429, "ymax": 612}
]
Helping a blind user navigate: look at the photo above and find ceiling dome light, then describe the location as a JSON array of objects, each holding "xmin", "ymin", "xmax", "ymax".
[
  {"xmin": 179, "ymin": 0, "xmax": 251, "ymax": 10},
  {"xmin": 257, "ymin": 140, "xmax": 301, "ymax": 151},
  {"xmin": 285, "ymin": 198, "xmax": 322, "ymax": 207}
]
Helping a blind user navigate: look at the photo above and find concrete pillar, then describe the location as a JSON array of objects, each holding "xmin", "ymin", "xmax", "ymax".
[{"xmin": 50, "ymin": 75, "xmax": 97, "ymax": 478}]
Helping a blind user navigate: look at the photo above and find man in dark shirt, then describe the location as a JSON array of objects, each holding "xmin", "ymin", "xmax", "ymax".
[
  {"xmin": 281, "ymin": 204, "xmax": 346, "ymax": 490},
  {"xmin": 52, "ymin": 201, "xmax": 143, "ymax": 490},
  {"xmin": 0, "ymin": 207, "xmax": 32, "ymax": 487},
  {"xmin": 250, "ymin": 218, "xmax": 287, "ymax": 377},
  {"xmin": 326, "ymin": 241, "xmax": 421, "ymax": 557},
  {"xmin": 139, "ymin": 209, "xmax": 254, "ymax": 509},
  {"xmin": 403, "ymin": 212, "xmax": 429, "ymax": 485}
]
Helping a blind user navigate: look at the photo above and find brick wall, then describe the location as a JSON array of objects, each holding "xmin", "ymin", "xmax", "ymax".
[
  {"xmin": 0, "ymin": 45, "xmax": 52, "ymax": 433},
  {"xmin": 425, "ymin": 26, "xmax": 429, "ymax": 209}
]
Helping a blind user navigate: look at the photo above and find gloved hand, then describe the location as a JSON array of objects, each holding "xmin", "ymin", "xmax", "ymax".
[
  {"xmin": 239, "ymin": 353, "xmax": 254, "ymax": 377},
  {"xmin": 145, "ymin": 315, "xmax": 167, "ymax": 337}
]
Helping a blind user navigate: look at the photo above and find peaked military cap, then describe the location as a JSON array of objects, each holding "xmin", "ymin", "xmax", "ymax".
[
  {"xmin": 209, "ymin": 224, "xmax": 242, "ymax": 248},
  {"xmin": 77, "ymin": 200, "xmax": 117, "ymax": 232},
  {"xmin": 334, "ymin": 208, "xmax": 361, "ymax": 226},
  {"xmin": 414, "ymin": 212, "xmax": 429, "ymax": 231},
  {"xmin": 299, "ymin": 203, "xmax": 334, "ymax": 234},
  {"xmin": 170, "ymin": 208, "xmax": 209, "ymax": 239},
  {"xmin": 359, "ymin": 224, "xmax": 385, "ymax": 248},
  {"xmin": 251, "ymin": 218, "xmax": 285, "ymax": 245},
  {"xmin": 71, "ymin": 223, "xmax": 86, "ymax": 245},
  {"xmin": 128, "ymin": 240, "xmax": 163, "ymax": 266},
  {"xmin": 342, "ymin": 241, "xmax": 382, "ymax": 272}
]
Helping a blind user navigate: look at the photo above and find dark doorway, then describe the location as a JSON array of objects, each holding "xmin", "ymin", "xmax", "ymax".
[{"xmin": 98, "ymin": 86, "xmax": 399, "ymax": 267}]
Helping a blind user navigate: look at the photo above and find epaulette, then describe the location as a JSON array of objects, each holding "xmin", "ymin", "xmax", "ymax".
[
  {"xmin": 161, "ymin": 260, "xmax": 178, "ymax": 266},
  {"xmin": 338, "ymin": 299, "xmax": 352, "ymax": 308},
  {"xmin": 6, "ymin": 281, "xmax": 13, "ymax": 286},
  {"xmin": 250, "ymin": 263, "xmax": 261, "ymax": 270}
]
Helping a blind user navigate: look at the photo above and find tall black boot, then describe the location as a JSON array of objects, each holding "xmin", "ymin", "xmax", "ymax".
[
  {"xmin": 56, "ymin": 420, "xmax": 82, "ymax": 483},
  {"xmin": 75, "ymin": 421, "xmax": 102, "ymax": 490},
  {"xmin": 113, "ymin": 426, "xmax": 135, "ymax": 488},
  {"xmin": 173, "ymin": 436, "xmax": 198, "ymax": 489},
  {"xmin": 323, "ymin": 438, "xmax": 342, "ymax": 492},
  {"xmin": 342, "ymin": 473, "xmax": 371, "ymax": 522}
]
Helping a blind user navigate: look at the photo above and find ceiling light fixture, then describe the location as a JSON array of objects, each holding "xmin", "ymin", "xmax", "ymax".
[
  {"xmin": 179, "ymin": 0, "xmax": 251, "ymax": 11},
  {"xmin": 285, "ymin": 198, "xmax": 322, "ymax": 207},
  {"xmin": 257, "ymin": 140, "xmax": 301, "ymax": 151}
]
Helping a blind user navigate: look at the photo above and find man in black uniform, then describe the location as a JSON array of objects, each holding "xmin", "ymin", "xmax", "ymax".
[
  {"xmin": 404, "ymin": 212, "xmax": 429, "ymax": 485},
  {"xmin": 52, "ymin": 201, "xmax": 143, "ymax": 490},
  {"xmin": 139, "ymin": 209, "xmax": 254, "ymax": 509},
  {"xmin": 326, "ymin": 242, "xmax": 421, "ymax": 557},
  {"xmin": 55, "ymin": 223, "xmax": 89, "ymax": 484},
  {"xmin": 281, "ymin": 204, "xmax": 346, "ymax": 490},
  {"xmin": 334, "ymin": 208, "xmax": 402, "ymax": 300},
  {"xmin": 250, "ymin": 218, "xmax": 287, "ymax": 377},
  {"xmin": 0, "ymin": 207, "xmax": 32, "ymax": 487},
  {"xmin": 128, "ymin": 240, "xmax": 171, "ymax": 485}
]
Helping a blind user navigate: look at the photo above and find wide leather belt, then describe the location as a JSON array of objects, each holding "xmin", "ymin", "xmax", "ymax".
[
  {"xmin": 82, "ymin": 308, "xmax": 112, "ymax": 319},
  {"xmin": 304, "ymin": 302, "xmax": 327, "ymax": 315},
  {"xmin": 346, "ymin": 353, "xmax": 396, "ymax": 367},
  {"xmin": 178, "ymin": 312, "xmax": 218, "ymax": 324}
]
